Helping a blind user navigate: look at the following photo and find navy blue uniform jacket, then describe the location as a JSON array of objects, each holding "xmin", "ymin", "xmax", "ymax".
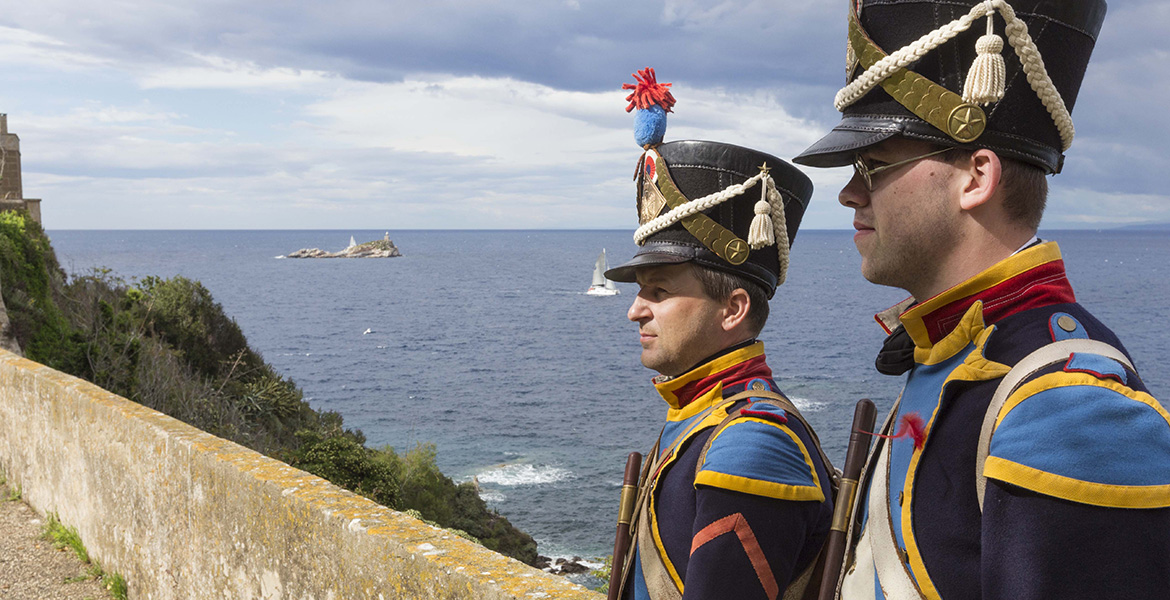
[
  {"xmin": 624, "ymin": 342, "xmax": 833, "ymax": 600},
  {"xmin": 843, "ymin": 242, "xmax": 1170, "ymax": 599}
]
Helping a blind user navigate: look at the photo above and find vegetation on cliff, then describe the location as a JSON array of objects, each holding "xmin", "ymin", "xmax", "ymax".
[{"xmin": 0, "ymin": 212, "xmax": 536, "ymax": 564}]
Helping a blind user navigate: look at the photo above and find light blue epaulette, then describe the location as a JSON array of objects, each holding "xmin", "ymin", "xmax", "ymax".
[
  {"xmin": 694, "ymin": 399, "xmax": 825, "ymax": 502},
  {"xmin": 982, "ymin": 313, "xmax": 1170, "ymax": 509}
]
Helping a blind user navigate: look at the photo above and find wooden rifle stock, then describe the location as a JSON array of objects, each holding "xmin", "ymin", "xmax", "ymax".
[
  {"xmin": 607, "ymin": 452, "xmax": 643, "ymax": 600},
  {"xmin": 817, "ymin": 399, "xmax": 876, "ymax": 600}
]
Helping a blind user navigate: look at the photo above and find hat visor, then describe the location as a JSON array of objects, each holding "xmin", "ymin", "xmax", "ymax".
[
  {"xmin": 793, "ymin": 117, "xmax": 902, "ymax": 168},
  {"xmin": 604, "ymin": 245, "xmax": 702, "ymax": 283}
]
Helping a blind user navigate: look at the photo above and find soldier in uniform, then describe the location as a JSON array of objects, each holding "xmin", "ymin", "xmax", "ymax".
[
  {"xmin": 605, "ymin": 69, "xmax": 834, "ymax": 600},
  {"xmin": 793, "ymin": 1, "xmax": 1170, "ymax": 598}
]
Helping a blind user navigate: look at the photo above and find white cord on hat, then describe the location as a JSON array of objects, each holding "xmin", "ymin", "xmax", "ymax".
[
  {"xmin": 834, "ymin": 0, "xmax": 1075, "ymax": 150},
  {"xmin": 633, "ymin": 170, "xmax": 791, "ymax": 285},
  {"xmin": 963, "ymin": 2, "xmax": 1007, "ymax": 105}
]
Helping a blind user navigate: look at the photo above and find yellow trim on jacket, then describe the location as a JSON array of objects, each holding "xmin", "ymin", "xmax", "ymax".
[
  {"xmin": 899, "ymin": 315, "xmax": 1009, "ymax": 600},
  {"xmin": 983, "ymin": 457, "xmax": 1170, "ymax": 509},
  {"xmin": 693, "ymin": 417, "xmax": 825, "ymax": 502},
  {"xmin": 981, "ymin": 371, "xmax": 1170, "ymax": 507},
  {"xmin": 653, "ymin": 342, "xmax": 765, "ymax": 409},
  {"xmin": 998, "ymin": 371, "xmax": 1170, "ymax": 429},
  {"xmin": 900, "ymin": 242, "xmax": 1063, "ymax": 351},
  {"xmin": 647, "ymin": 386, "xmax": 741, "ymax": 593},
  {"xmin": 644, "ymin": 341, "xmax": 771, "ymax": 592}
]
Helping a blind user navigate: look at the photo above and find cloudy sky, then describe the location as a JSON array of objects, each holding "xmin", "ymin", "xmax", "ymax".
[{"xmin": 1, "ymin": 0, "xmax": 1164, "ymax": 230}]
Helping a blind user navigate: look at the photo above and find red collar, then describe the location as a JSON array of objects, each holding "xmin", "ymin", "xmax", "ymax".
[
  {"xmin": 653, "ymin": 342, "xmax": 772, "ymax": 409},
  {"xmin": 887, "ymin": 242, "xmax": 1075, "ymax": 348}
]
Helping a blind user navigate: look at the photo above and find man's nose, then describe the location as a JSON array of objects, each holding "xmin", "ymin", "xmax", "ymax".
[
  {"xmin": 628, "ymin": 294, "xmax": 649, "ymax": 322},
  {"xmin": 839, "ymin": 173, "xmax": 870, "ymax": 209}
]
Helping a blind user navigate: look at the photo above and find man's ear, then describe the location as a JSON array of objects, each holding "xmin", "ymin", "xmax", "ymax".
[
  {"xmin": 722, "ymin": 288, "xmax": 751, "ymax": 332},
  {"xmin": 958, "ymin": 149, "xmax": 1002, "ymax": 211}
]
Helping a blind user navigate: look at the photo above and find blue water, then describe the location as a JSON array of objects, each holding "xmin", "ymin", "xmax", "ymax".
[{"xmin": 46, "ymin": 229, "xmax": 1170, "ymax": 560}]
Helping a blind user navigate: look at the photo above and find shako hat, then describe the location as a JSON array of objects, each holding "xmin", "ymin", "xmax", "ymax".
[
  {"xmin": 794, "ymin": 0, "xmax": 1107, "ymax": 174},
  {"xmin": 605, "ymin": 68, "xmax": 813, "ymax": 298}
]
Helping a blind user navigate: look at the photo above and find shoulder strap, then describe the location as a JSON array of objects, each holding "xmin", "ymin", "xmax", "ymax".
[
  {"xmin": 838, "ymin": 393, "xmax": 903, "ymax": 599},
  {"xmin": 975, "ymin": 339, "xmax": 1133, "ymax": 510},
  {"xmin": 867, "ymin": 428, "xmax": 927, "ymax": 599},
  {"xmin": 622, "ymin": 435, "xmax": 686, "ymax": 600}
]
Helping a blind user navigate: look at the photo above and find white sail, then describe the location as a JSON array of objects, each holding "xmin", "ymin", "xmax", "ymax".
[
  {"xmin": 591, "ymin": 250, "xmax": 608, "ymax": 287},
  {"xmin": 586, "ymin": 248, "xmax": 620, "ymax": 296},
  {"xmin": 348, "ymin": 235, "xmax": 357, "ymax": 249}
]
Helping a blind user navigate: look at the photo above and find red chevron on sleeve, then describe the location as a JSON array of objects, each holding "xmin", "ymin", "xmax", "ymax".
[{"xmin": 690, "ymin": 512, "xmax": 779, "ymax": 600}]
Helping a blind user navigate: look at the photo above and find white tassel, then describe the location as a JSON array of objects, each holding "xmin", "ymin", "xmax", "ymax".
[
  {"xmin": 963, "ymin": 13, "xmax": 1006, "ymax": 105},
  {"xmin": 748, "ymin": 195, "xmax": 774, "ymax": 251}
]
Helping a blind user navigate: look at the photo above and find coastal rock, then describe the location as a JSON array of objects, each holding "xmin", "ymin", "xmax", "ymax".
[
  {"xmin": 539, "ymin": 555, "xmax": 593, "ymax": 576},
  {"xmin": 555, "ymin": 557, "xmax": 591, "ymax": 575},
  {"xmin": 286, "ymin": 238, "xmax": 402, "ymax": 259}
]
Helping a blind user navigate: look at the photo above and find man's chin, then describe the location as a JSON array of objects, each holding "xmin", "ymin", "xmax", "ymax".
[{"xmin": 640, "ymin": 353, "xmax": 672, "ymax": 376}]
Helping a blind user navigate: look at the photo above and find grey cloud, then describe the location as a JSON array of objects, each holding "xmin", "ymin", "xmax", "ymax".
[
  {"xmin": 4, "ymin": 1, "xmax": 841, "ymax": 91},
  {"xmin": 8, "ymin": 0, "xmax": 1166, "ymax": 228}
]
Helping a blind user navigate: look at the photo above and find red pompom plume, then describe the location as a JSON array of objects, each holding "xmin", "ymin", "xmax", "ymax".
[
  {"xmin": 869, "ymin": 412, "xmax": 927, "ymax": 450},
  {"xmin": 622, "ymin": 67, "xmax": 676, "ymax": 113}
]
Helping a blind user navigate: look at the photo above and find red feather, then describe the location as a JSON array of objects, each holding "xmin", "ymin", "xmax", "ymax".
[
  {"xmin": 895, "ymin": 412, "xmax": 927, "ymax": 449},
  {"xmin": 622, "ymin": 67, "xmax": 676, "ymax": 113},
  {"xmin": 868, "ymin": 412, "xmax": 927, "ymax": 450}
]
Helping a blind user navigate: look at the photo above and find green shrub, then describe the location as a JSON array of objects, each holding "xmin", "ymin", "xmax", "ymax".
[
  {"xmin": 0, "ymin": 211, "xmax": 89, "ymax": 375},
  {"xmin": 392, "ymin": 443, "xmax": 457, "ymax": 524},
  {"xmin": 0, "ymin": 223, "xmax": 542, "ymax": 565},
  {"xmin": 138, "ymin": 275, "xmax": 259, "ymax": 381},
  {"xmin": 288, "ymin": 430, "xmax": 401, "ymax": 509},
  {"xmin": 448, "ymin": 482, "xmax": 538, "ymax": 564}
]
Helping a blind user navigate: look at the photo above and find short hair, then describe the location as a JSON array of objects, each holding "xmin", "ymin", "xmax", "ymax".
[
  {"xmin": 689, "ymin": 264, "xmax": 770, "ymax": 335},
  {"xmin": 947, "ymin": 148, "xmax": 1048, "ymax": 230}
]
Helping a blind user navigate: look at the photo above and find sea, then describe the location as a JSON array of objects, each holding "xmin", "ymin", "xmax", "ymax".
[{"xmin": 46, "ymin": 229, "xmax": 1170, "ymax": 564}]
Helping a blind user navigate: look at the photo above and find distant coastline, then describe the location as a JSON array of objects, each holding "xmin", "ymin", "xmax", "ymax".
[{"xmin": 1113, "ymin": 222, "xmax": 1170, "ymax": 231}]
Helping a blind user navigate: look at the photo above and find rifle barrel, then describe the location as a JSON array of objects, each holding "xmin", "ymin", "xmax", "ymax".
[
  {"xmin": 818, "ymin": 399, "xmax": 876, "ymax": 600},
  {"xmin": 607, "ymin": 452, "xmax": 643, "ymax": 600}
]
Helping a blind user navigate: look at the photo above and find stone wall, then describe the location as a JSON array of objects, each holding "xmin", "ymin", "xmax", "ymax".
[{"xmin": 0, "ymin": 350, "xmax": 601, "ymax": 600}]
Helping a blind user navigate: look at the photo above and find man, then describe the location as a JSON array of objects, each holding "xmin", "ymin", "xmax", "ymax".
[
  {"xmin": 794, "ymin": 1, "xmax": 1170, "ymax": 598},
  {"xmin": 605, "ymin": 91, "xmax": 834, "ymax": 597}
]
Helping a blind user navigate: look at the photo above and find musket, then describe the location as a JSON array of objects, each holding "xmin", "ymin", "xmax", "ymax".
[
  {"xmin": 817, "ymin": 399, "xmax": 877, "ymax": 600},
  {"xmin": 607, "ymin": 451, "xmax": 643, "ymax": 600}
]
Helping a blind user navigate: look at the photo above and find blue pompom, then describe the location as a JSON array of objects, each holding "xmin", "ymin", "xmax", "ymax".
[{"xmin": 634, "ymin": 105, "xmax": 667, "ymax": 148}]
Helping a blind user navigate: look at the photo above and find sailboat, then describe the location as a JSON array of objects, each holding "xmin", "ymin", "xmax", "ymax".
[{"xmin": 586, "ymin": 249, "xmax": 621, "ymax": 296}]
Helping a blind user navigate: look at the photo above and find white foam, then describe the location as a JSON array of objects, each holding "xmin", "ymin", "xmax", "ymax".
[
  {"xmin": 478, "ymin": 490, "xmax": 506, "ymax": 504},
  {"xmin": 789, "ymin": 397, "xmax": 828, "ymax": 412},
  {"xmin": 476, "ymin": 464, "xmax": 573, "ymax": 486}
]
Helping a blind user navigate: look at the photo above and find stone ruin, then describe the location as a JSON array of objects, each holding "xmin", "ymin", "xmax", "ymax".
[{"xmin": 0, "ymin": 114, "xmax": 42, "ymax": 224}]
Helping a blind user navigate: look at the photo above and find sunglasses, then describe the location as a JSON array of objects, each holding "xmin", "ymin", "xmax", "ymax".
[{"xmin": 853, "ymin": 147, "xmax": 954, "ymax": 191}]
